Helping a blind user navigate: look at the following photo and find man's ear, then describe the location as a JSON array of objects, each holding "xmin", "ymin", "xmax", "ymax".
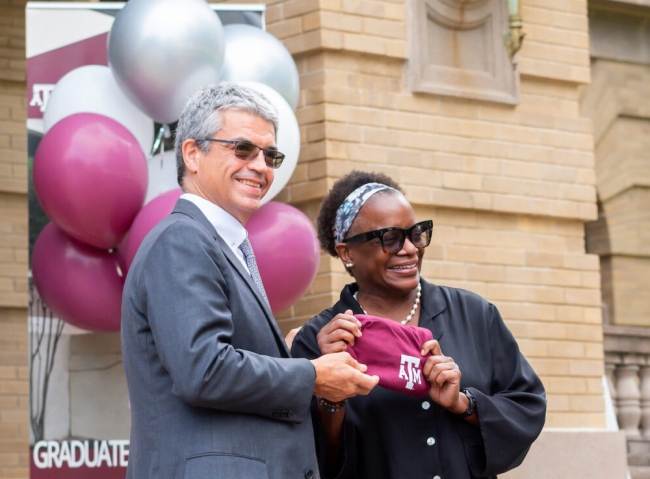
[{"xmin": 182, "ymin": 139, "xmax": 201, "ymax": 174}]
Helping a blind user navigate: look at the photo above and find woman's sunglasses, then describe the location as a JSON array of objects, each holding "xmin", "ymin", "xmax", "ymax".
[
  {"xmin": 343, "ymin": 220, "xmax": 433, "ymax": 254},
  {"xmin": 199, "ymin": 138, "xmax": 285, "ymax": 169}
]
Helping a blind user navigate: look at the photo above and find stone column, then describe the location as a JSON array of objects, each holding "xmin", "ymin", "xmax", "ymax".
[{"xmin": 616, "ymin": 363, "xmax": 642, "ymax": 439}]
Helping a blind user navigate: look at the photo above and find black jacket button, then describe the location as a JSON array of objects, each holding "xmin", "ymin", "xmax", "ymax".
[{"xmin": 305, "ymin": 469, "xmax": 315, "ymax": 479}]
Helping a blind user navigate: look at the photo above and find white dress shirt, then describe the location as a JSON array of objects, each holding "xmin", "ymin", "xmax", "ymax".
[{"xmin": 180, "ymin": 193, "xmax": 250, "ymax": 271}]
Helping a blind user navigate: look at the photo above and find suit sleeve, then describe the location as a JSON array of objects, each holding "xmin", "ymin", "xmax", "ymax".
[
  {"xmin": 292, "ymin": 309, "xmax": 364, "ymax": 479},
  {"xmin": 137, "ymin": 220, "xmax": 316, "ymax": 422}
]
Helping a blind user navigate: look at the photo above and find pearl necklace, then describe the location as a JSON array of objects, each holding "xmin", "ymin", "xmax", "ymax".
[{"xmin": 353, "ymin": 282, "xmax": 422, "ymax": 325}]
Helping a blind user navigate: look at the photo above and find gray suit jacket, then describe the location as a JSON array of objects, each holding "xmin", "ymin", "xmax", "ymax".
[{"xmin": 121, "ymin": 199, "xmax": 320, "ymax": 479}]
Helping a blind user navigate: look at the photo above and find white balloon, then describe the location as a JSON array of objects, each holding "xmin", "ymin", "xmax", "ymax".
[
  {"xmin": 145, "ymin": 150, "xmax": 179, "ymax": 204},
  {"xmin": 221, "ymin": 24, "xmax": 300, "ymax": 110},
  {"xmin": 238, "ymin": 82, "xmax": 300, "ymax": 205},
  {"xmin": 43, "ymin": 65, "xmax": 154, "ymax": 156}
]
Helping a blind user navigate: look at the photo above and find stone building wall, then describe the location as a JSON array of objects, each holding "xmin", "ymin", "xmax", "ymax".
[
  {"xmin": 262, "ymin": 0, "xmax": 605, "ymax": 430},
  {"xmin": 260, "ymin": 0, "xmax": 627, "ymax": 474},
  {"xmin": 0, "ymin": 0, "xmax": 29, "ymax": 477},
  {"xmin": 582, "ymin": 57, "xmax": 650, "ymax": 327},
  {"xmin": 580, "ymin": 4, "xmax": 650, "ymax": 474}
]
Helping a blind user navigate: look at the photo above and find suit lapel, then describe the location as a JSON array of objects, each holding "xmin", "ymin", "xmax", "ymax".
[
  {"xmin": 221, "ymin": 248, "xmax": 291, "ymax": 357},
  {"xmin": 172, "ymin": 199, "xmax": 291, "ymax": 358}
]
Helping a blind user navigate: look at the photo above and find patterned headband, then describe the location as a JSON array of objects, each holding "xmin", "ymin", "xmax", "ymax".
[{"xmin": 333, "ymin": 182, "xmax": 398, "ymax": 244}]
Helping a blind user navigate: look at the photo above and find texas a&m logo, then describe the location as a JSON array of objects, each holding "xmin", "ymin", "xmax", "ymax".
[{"xmin": 399, "ymin": 354, "xmax": 422, "ymax": 390}]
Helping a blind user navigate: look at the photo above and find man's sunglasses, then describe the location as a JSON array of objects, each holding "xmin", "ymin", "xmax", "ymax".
[
  {"xmin": 199, "ymin": 138, "xmax": 285, "ymax": 169},
  {"xmin": 343, "ymin": 220, "xmax": 433, "ymax": 254}
]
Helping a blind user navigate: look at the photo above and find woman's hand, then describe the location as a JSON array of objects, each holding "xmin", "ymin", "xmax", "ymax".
[
  {"xmin": 317, "ymin": 309, "xmax": 363, "ymax": 354},
  {"xmin": 421, "ymin": 340, "xmax": 464, "ymax": 412},
  {"xmin": 284, "ymin": 327, "xmax": 301, "ymax": 350}
]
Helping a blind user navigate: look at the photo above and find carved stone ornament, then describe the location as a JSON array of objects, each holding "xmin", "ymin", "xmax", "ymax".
[{"xmin": 408, "ymin": 0, "xmax": 519, "ymax": 104}]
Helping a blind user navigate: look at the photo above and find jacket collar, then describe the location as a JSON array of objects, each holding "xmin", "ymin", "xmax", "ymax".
[
  {"xmin": 171, "ymin": 198, "xmax": 290, "ymax": 357},
  {"xmin": 339, "ymin": 279, "xmax": 448, "ymax": 339}
]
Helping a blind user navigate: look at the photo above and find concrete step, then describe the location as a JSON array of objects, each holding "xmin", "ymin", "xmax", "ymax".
[{"xmin": 629, "ymin": 466, "xmax": 650, "ymax": 479}]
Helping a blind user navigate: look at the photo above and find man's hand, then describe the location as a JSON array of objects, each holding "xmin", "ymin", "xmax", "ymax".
[
  {"xmin": 311, "ymin": 351, "xmax": 379, "ymax": 402},
  {"xmin": 316, "ymin": 310, "xmax": 362, "ymax": 354}
]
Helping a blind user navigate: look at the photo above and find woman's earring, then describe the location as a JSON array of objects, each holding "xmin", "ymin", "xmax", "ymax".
[{"xmin": 345, "ymin": 262, "xmax": 354, "ymax": 268}]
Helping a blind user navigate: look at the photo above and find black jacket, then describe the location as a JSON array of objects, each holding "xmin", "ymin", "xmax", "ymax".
[{"xmin": 291, "ymin": 279, "xmax": 546, "ymax": 479}]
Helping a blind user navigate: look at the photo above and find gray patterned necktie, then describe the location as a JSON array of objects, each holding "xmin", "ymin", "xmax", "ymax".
[{"xmin": 239, "ymin": 238, "xmax": 270, "ymax": 308}]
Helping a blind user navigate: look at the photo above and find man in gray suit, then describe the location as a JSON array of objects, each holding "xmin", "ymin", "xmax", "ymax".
[{"xmin": 121, "ymin": 83, "xmax": 378, "ymax": 479}]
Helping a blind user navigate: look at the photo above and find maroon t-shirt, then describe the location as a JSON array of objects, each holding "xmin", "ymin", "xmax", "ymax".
[{"xmin": 346, "ymin": 314, "xmax": 433, "ymax": 397}]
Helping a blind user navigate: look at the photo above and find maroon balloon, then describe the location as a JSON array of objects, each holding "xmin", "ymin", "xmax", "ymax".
[
  {"xmin": 33, "ymin": 112, "xmax": 148, "ymax": 250},
  {"xmin": 122, "ymin": 188, "xmax": 183, "ymax": 271},
  {"xmin": 31, "ymin": 222, "xmax": 124, "ymax": 332},
  {"xmin": 247, "ymin": 202, "xmax": 320, "ymax": 313}
]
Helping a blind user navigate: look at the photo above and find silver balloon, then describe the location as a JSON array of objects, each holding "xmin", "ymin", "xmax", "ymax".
[
  {"xmin": 108, "ymin": 0, "xmax": 225, "ymax": 125},
  {"xmin": 220, "ymin": 24, "xmax": 300, "ymax": 110}
]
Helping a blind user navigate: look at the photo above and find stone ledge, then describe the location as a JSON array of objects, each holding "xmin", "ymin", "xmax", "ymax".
[
  {"xmin": 630, "ymin": 466, "xmax": 650, "ymax": 479},
  {"xmin": 0, "ymin": 179, "xmax": 27, "ymax": 194},
  {"xmin": 604, "ymin": 323, "xmax": 650, "ymax": 355},
  {"xmin": 0, "ymin": 293, "xmax": 27, "ymax": 309},
  {"xmin": 502, "ymin": 429, "xmax": 628, "ymax": 479}
]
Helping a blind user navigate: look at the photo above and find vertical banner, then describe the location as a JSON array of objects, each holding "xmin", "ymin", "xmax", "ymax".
[{"xmin": 26, "ymin": 3, "xmax": 265, "ymax": 478}]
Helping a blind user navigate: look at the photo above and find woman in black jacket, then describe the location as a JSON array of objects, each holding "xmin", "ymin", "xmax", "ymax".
[{"xmin": 291, "ymin": 170, "xmax": 546, "ymax": 479}]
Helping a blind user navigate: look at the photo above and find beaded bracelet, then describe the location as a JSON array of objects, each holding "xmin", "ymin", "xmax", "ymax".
[{"xmin": 317, "ymin": 397, "xmax": 347, "ymax": 413}]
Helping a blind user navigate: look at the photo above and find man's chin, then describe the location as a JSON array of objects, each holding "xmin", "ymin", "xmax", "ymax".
[{"xmin": 240, "ymin": 198, "xmax": 262, "ymax": 216}]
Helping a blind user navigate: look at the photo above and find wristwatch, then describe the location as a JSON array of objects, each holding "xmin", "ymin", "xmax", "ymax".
[{"xmin": 458, "ymin": 388, "xmax": 476, "ymax": 418}]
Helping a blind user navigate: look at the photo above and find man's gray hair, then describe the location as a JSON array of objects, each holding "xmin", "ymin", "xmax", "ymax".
[{"xmin": 174, "ymin": 82, "xmax": 279, "ymax": 187}]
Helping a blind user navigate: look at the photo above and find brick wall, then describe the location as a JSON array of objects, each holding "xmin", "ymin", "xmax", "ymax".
[
  {"xmin": 261, "ymin": 0, "xmax": 606, "ymax": 428},
  {"xmin": 581, "ymin": 58, "xmax": 650, "ymax": 329},
  {"xmin": 0, "ymin": 0, "xmax": 29, "ymax": 476}
]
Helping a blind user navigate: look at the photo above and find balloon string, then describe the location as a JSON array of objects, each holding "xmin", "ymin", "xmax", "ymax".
[
  {"xmin": 150, "ymin": 126, "xmax": 165, "ymax": 158},
  {"xmin": 150, "ymin": 125, "xmax": 171, "ymax": 158},
  {"xmin": 159, "ymin": 144, "xmax": 164, "ymax": 169}
]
